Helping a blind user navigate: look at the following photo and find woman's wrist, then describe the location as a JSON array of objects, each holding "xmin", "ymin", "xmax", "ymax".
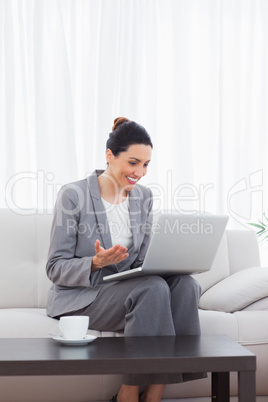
[{"xmin": 91, "ymin": 256, "xmax": 102, "ymax": 271}]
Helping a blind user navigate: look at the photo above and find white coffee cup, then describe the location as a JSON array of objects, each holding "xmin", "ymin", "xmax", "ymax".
[{"xmin": 59, "ymin": 316, "xmax": 89, "ymax": 340}]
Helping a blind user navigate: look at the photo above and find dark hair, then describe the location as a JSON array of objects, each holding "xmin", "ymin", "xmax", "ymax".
[{"xmin": 106, "ymin": 117, "xmax": 153, "ymax": 156}]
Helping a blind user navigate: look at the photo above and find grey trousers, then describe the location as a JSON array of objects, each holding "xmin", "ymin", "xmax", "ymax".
[{"xmin": 68, "ymin": 274, "xmax": 205, "ymax": 385}]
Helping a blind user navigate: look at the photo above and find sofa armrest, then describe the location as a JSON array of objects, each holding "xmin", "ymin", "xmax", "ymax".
[
  {"xmin": 199, "ymin": 266, "xmax": 268, "ymax": 312},
  {"xmin": 226, "ymin": 230, "xmax": 261, "ymax": 273}
]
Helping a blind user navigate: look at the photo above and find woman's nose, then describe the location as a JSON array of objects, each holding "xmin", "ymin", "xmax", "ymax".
[{"xmin": 134, "ymin": 165, "xmax": 145, "ymax": 177}]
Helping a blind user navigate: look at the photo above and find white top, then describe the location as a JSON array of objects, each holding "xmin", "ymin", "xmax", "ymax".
[{"xmin": 101, "ymin": 197, "xmax": 133, "ymax": 249}]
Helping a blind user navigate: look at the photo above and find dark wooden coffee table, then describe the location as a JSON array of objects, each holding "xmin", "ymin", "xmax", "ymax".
[{"xmin": 0, "ymin": 335, "xmax": 256, "ymax": 401}]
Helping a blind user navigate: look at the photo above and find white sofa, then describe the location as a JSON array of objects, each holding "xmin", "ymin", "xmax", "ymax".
[{"xmin": 0, "ymin": 208, "xmax": 268, "ymax": 402}]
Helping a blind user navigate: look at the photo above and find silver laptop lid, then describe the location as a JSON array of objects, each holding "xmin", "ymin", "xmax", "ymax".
[{"xmin": 141, "ymin": 213, "xmax": 229, "ymax": 274}]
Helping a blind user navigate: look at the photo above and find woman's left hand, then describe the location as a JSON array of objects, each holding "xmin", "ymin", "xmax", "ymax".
[{"xmin": 91, "ymin": 239, "xmax": 129, "ymax": 271}]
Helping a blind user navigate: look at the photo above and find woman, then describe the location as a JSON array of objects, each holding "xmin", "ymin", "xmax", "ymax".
[{"xmin": 46, "ymin": 117, "xmax": 203, "ymax": 402}]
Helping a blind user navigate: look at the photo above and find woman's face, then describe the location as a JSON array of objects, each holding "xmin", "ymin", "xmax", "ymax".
[{"xmin": 106, "ymin": 144, "xmax": 152, "ymax": 192}]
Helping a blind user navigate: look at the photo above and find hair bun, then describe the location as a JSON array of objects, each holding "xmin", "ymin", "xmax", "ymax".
[{"xmin": 112, "ymin": 117, "xmax": 130, "ymax": 131}]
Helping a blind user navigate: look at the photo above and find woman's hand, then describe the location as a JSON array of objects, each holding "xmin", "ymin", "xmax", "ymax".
[{"xmin": 91, "ymin": 239, "xmax": 129, "ymax": 271}]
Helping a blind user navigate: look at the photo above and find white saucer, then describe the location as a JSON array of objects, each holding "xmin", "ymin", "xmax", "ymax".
[{"xmin": 52, "ymin": 334, "xmax": 97, "ymax": 346}]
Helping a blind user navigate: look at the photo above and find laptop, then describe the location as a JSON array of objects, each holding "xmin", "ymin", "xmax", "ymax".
[{"xmin": 103, "ymin": 213, "xmax": 229, "ymax": 282}]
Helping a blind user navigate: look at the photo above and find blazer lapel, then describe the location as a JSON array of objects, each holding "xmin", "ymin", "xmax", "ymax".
[
  {"xmin": 128, "ymin": 186, "xmax": 143, "ymax": 250},
  {"xmin": 87, "ymin": 171, "xmax": 113, "ymax": 250}
]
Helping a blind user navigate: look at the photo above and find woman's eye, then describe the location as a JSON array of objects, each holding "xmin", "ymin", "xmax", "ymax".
[{"xmin": 129, "ymin": 162, "xmax": 136, "ymax": 166}]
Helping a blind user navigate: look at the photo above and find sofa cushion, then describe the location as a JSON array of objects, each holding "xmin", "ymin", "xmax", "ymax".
[
  {"xmin": 0, "ymin": 210, "xmax": 52, "ymax": 309},
  {"xmin": 242, "ymin": 297, "xmax": 268, "ymax": 311},
  {"xmin": 0, "ymin": 309, "xmax": 60, "ymax": 338},
  {"xmin": 192, "ymin": 232, "xmax": 230, "ymax": 294},
  {"xmin": 199, "ymin": 266, "xmax": 268, "ymax": 312},
  {"xmin": 0, "ymin": 308, "xmax": 124, "ymax": 339}
]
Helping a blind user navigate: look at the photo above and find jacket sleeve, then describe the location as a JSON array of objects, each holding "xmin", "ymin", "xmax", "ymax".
[{"xmin": 46, "ymin": 184, "xmax": 93, "ymax": 288}]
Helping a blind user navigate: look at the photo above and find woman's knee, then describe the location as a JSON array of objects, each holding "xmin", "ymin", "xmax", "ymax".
[
  {"xmin": 145, "ymin": 275, "xmax": 171, "ymax": 299},
  {"xmin": 167, "ymin": 274, "xmax": 201, "ymax": 299},
  {"xmin": 181, "ymin": 275, "xmax": 201, "ymax": 294},
  {"xmin": 189, "ymin": 276, "xmax": 202, "ymax": 298},
  {"xmin": 126, "ymin": 275, "xmax": 171, "ymax": 308}
]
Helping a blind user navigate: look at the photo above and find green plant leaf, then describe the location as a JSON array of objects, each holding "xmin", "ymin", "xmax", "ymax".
[
  {"xmin": 248, "ymin": 213, "xmax": 268, "ymax": 242},
  {"xmin": 248, "ymin": 223, "xmax": 265, "ymax": 230}
]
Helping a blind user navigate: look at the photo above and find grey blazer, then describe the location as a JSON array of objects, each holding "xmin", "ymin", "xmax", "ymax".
[{"xmin": 46, "ymin": 170, "xmax": 153, "ymax": 317}]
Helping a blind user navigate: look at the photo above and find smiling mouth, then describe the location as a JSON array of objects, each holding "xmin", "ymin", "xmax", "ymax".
[{"xmin": 126, "ymin": 176, "xmax": 138, "ymax": 184}]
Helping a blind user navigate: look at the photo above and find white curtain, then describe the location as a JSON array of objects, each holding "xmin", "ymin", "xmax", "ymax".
[{"xmin": 1, "ymin": 0, "xmax": 268, "ymax": 233}]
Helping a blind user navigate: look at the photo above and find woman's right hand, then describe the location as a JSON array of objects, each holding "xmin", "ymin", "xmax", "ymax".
[{"xmin": 91, "ymin": 239, "xmax": 129, "ymax": 271}]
